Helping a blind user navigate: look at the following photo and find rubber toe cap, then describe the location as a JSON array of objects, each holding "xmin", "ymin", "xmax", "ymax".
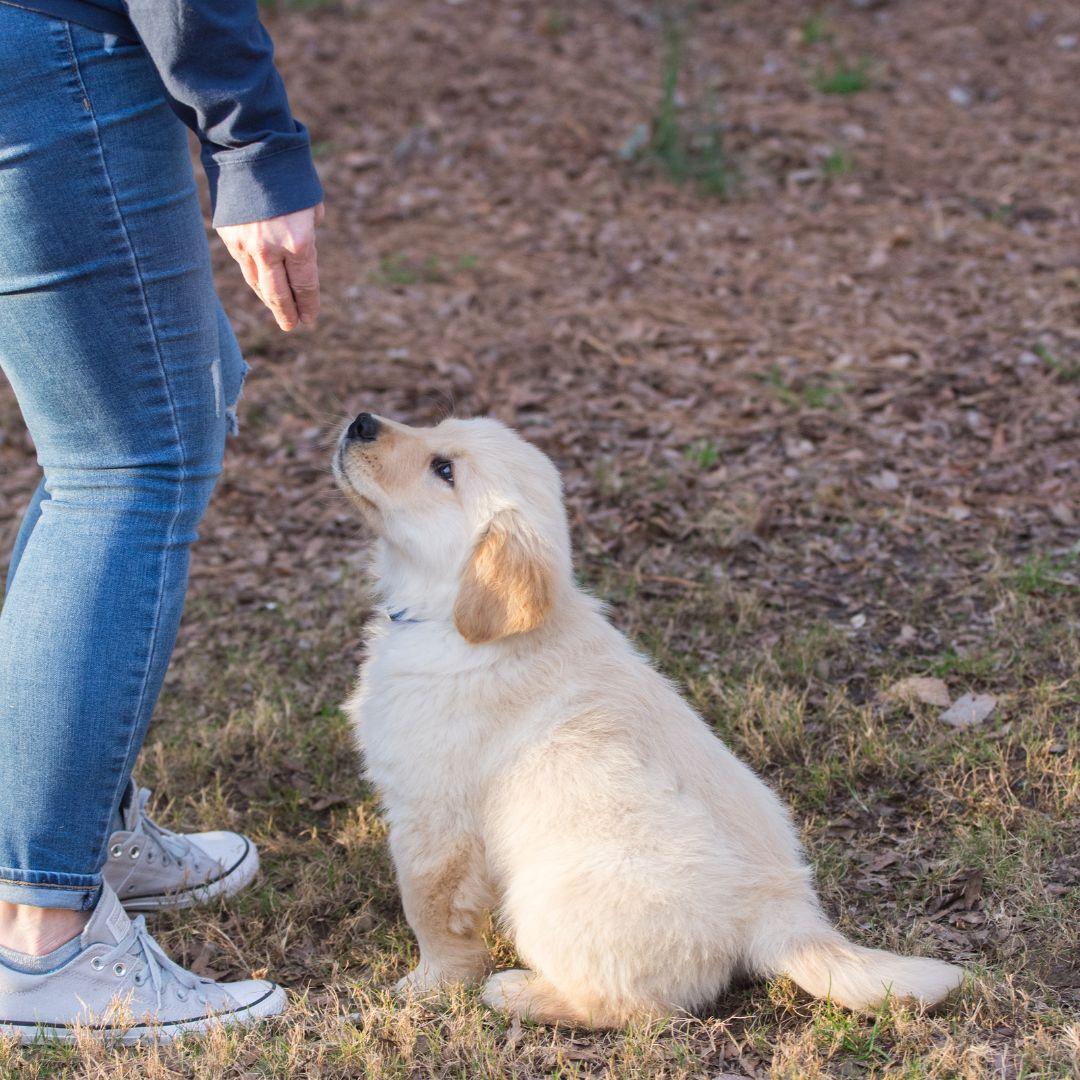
[{"xmin": 221, "ymin": 979, "xmax": 288, "ymax": 1017}]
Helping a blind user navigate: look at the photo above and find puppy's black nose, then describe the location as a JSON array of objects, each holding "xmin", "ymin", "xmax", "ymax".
[{"xmin": 347, "ymin": 412, "xmax": 380, "ymax": 442}]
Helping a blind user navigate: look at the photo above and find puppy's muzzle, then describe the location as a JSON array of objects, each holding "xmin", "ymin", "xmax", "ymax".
[{"xmin": 346, "ymin": 411, "xmax": 381, "ymax": 443}]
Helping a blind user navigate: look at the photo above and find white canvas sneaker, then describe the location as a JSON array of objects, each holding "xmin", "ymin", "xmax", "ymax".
[
  {"xmin": 103, "ymin": 784, "xmax": 260, "ymax": 912},
  {"xmin": 0, "ymin": 884, "xmax": 286, "ymax": 1044}
]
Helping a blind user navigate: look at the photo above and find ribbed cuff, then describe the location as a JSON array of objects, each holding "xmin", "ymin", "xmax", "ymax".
[
  {"xmin": 205, "ymin": 143, "xmax": 324, "ymax": 228},
  {"xmin": 0, "ymin": 867, "xmax": 100, "ymax": 911}
]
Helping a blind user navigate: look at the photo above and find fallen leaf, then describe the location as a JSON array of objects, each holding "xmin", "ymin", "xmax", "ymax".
[
  {"xmin": 188, "ymin": 941, "xmax": 224, "ymax": 980},
  {"xmin": 867, "ymin": 851, "xmax": 899, "ymax": 871},
  {"xmin": 940, "ymin": 693, "xmax": 997, "ymax": 727},
  {"xmin": 928, "ymin": 869, "xmax": 983, "ymax": 916},
  {"xmin": 963, "ymin": 869, "xmax": 984, "ymax": 907},
  {"xmin": 885, "ymin": 675, "xmax": 951, "ymax": 708}
]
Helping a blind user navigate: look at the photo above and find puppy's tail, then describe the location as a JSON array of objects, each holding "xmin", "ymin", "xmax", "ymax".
[{"xmin": 759, "ymin": 914, "xmax": 964, "ymax": 1013}]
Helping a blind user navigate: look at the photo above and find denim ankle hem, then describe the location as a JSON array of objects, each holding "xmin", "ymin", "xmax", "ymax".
[{"xmin": 0, "ymin": 869, "xmax": 101, "ymax": 911}]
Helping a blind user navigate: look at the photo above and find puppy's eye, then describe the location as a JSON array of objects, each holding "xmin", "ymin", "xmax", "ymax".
[{"xmin": 431, "ymin": 457, "xmax": 454, "ymax": 486}]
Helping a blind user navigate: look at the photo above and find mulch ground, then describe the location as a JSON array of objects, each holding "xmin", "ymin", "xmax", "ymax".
[{"xmin": 2, "ymin": 0, "xmax": 1076, "ymax": 651}]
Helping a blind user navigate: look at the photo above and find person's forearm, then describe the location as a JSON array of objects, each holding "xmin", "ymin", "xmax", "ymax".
[{"xmin": 124, "ymin": 0, "xmax": 323, "ymax": 226}]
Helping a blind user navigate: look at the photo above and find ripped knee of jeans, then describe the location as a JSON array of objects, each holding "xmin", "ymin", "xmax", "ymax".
[
  {"xmin": 214, "ymin": 303, "xmax": 248, "ymax": 436},
  {"xmin": 211, "ymin": 355, "xmax": 248, "ymax": 437},
  {"xmin": 225, "ymin": 362, "xmax": 247, "ymax": 437}
]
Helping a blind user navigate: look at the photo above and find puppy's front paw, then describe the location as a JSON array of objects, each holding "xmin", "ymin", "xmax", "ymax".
[{"xmin": 394, "ymin": 963, "xmax": 448, "ymax": 998}]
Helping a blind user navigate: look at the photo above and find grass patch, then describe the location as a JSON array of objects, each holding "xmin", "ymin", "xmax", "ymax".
[
  {"xmin": 926, "ymin": 646, "xmax": 1004, "ymax": 680},
  {"xmin": 813, "ymin": 58, "xmax": 872, "ymax": 95},
  {"xmin": 374, "ymin": 252, "xmax": 479, "ymax": 287},
  {"xmin": 801, "ymin": 12, "xmax": 830, "ymax": 47},
  {"xmin": 4, "ymin": 576, "xmax": 1078, "ymax": 1075},
  {"xmin": 1008, "ymin": 549, "xmax": 1078, "ymax": 597},
  {"xmin": 822, "ymin": 147, "xmax": 853, "ymax": 179},
  {"xmin": 375, "ymin": 252, "xmax": 445, "ymax": 286},
  {"xmin": 683, "ymin": 438, "xmax": 719, "ymax": 469},
  {"xmin": 754, "ymin": 364, "xmax": 843, "ymax": 410},
  {"xmin": 1034, "ymin": 341, "xmax": 1080, "ymax": 382},
  {"xmin": 812, "ymin": 997, "xmax": 895, "ymax": 1065},
  {"xmin": 622, "ymin": 8, "xmax": 733, "ymax": 197}
]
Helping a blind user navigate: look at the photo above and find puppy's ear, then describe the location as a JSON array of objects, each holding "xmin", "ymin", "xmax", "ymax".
[{"xmin": 454, "ymin": 510, "xmax": 554, "ymax": 644}]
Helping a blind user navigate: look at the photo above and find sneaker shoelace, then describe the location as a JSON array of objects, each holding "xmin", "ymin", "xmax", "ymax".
[
  {"xmin": 108, "ymin": 917, "xmax": 218, "ymax": 1015},
  {"xmin": 132, "ymin": 788, "xmax": 195, "ymax": 867}
]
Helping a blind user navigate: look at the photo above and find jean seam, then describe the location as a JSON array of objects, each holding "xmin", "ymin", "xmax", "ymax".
[
  {"xmin": 0, "ymin": 878, "xmax": 91, "ymax": 890},
  {"xmin": 64, "ymin": 23, "xmax": 188, "ymax": 871}
]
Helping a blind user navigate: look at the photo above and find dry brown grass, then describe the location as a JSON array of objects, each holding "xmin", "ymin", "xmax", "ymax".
[{"xmin": 2, "ymin": 573, "xmax": 1075, "ymax": 1078}]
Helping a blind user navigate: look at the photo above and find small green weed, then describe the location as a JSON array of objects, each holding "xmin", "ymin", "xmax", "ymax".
[
  {"xmin": 927, "ymin": 647, "xmax": 1004, "ymax": 680},
  {"xmin": 623, "ymin": 8, "xmax": 732, "ymax": 197},
  {"xmin": 814, "ymin": 58, "xmax": 871, "ymax": 95},
  {"xmin": 374, "ymin": 252, "xmax": 476, "ymax": 285},
  {"xmin": 822, "ymin": 147, "xmax": 852, "ymax": 178},
  {"xmin": 1034, "ymin": 341, "xmax": 1080, "ymax": 382},
  {"xmin": 813, "ymin": 997, "xmax": 895, "ymax": 1064},
  {"xmin": 1009, "ymin": 550, "xmax": 1079, "ymax": 597},
  {"xmin": 684, "ymin": 439, "xmax": 719, "ymax": 469},
  {"xmin": 756, "ymin": 366, "xmax": 842, "ymax": 410},
  {"xmin": 801, "ymin": 13, "xmax": 830, "ymax": 46}
]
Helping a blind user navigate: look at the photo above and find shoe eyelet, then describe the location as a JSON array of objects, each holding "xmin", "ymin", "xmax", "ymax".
[
  {"xmin": 134, "ymin": 972, "xmax": 145, "ymax": 986},
  {"xmin": 90, "ymin": 957, "xmax": 104, "ymax": 971},
  {"xmin": 110, "ymin": 844, "xmax": 123, "ymax": 858},
  {"xmin": 113, "ymin": 962, "xmax": 126, "ymax": 977},
  {"xmin": 129, "ymin": 846, "xmax": 140, "ymax": 859},
  {"xmin": 175, "ymin": 988, "xmax": 188, "ymax": 1001},
  {"xmin": 146, "ymin": 851, "xmax": 155, "ymax": 863}
]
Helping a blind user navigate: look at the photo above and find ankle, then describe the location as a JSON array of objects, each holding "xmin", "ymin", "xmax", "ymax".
[{"xmin": 0, "ymin": 902, "xmax": 89, "ymax": 956}]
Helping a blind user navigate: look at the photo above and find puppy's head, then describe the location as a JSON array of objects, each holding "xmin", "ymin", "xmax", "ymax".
[{"xmin": 333, "ymin": 414, "xmax": 570, "ymax": 644}]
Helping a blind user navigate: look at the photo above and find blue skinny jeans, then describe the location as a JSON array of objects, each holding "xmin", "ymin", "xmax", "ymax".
[{"xmin": 0, "ymin": 8, "xmax": 245, "ymax": 909}]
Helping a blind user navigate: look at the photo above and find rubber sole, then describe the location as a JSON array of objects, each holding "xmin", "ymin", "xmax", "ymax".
[
  {"xmin": 118, "ymin": 840, "xmax": 260, "ymax": 913},
  {"xmin": 1, "ymin": 982, "xmax": 287, "ymax": 1045}
]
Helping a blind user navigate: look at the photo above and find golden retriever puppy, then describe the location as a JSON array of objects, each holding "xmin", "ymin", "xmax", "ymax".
[{"xmin": 333, "ymin": 412, "xmax": 964, "ymax": 1027}]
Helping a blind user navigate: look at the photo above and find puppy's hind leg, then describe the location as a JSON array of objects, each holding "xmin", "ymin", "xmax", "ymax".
[
  {"xmin": 483, "ymin": 970, "xmax": 583, "ymax": 1025},
  {"xmin": 482, "ymin": 970, "xmax": 626, "ymax": 1029}
]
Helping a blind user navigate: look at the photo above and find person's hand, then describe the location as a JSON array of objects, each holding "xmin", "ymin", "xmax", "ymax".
[{"xmin": 217, "ymin": 203, "xmax": 325, "ymax": 332}]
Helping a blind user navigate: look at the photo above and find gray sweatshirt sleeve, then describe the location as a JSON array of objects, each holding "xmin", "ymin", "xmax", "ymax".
[{"xmin": 123, "ymin": 0, "xmax": 323, "ymax": 226}]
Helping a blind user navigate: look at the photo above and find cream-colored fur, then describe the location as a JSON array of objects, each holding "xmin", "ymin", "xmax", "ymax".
[{"xmin": 334, "ymin": 415, "xmax": 965, "ymax": 1027}]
